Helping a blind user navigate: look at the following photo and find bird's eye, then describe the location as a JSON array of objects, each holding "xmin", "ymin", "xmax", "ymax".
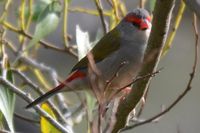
[{"xmin": 131, "ymin": 22, "xmax": 140, "ymax": 28}]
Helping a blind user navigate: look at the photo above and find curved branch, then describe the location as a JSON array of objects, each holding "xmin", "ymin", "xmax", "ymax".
[
  {"xmin": 121, "ymin": 13, "xmax": 199, "ymax": 132},
  {"xmin": 94, "ymin": 0, "xmax": 107, "ymax": 34},
  {"xmin": 111, "ymin": 0, "xmax": 175, "ymax": 132}
]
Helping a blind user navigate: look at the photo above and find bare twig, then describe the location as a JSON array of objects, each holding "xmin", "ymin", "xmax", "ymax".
[
  {"xmin": 110, "ymin": 68, "xmax": 162, "ymax": 100},
  {"xmin": 103, "ymin": 99, "xmax": 119, "ymax": 133},
  {"xmin": 162, "ymin": 0, "xmax": 186, "ymax": 56},
  {"xmin": 5, "ymin": 35, "xmax": 76, "ymax": 116},
  {"xmin": 0, "ymin": 0, "xmax": 12, "ymax": 21},
  {"xmin": 63, "ymin": 0, "xmax": 69, "ymax": 48},
  {"xmin": 3, "ymin": 38, "xmax": 71, "ymax": 125},
  {"xmin": 120, "ymin": 13, "xmax": 199, "ymax": 132},
  {"xmin": 87, "ymin": 52, "xmax": 103, "ymax": 103},
  {"xmin": 94, "ymin": 0, "xmax": 107, "ymax": 34},
  {"xmin": 1, "ymin": 21, "xmax": 77, "ymax": 57},
  {"xmin": 65, "ymin": 103, "xmax": 85, "ymax": 119},
  {"xmin": 11, "ymin": 69, "xmax": 67, "ymax": 125},
  {"xmin": 68, "ymin": 7, "xmax": 111, "ymax": 16},
  {"xmin": 4, "ymin": 35, "xmax": 73, "ymax": 120},
  {"xmin": 106, "ymin": 0, "xmax": 113, "ymax": 8},
  {"xmin": 110, "ymin": 0, "xmax": 120, "ymax": 23},
  {"xmin": 14, "ymin": 112, "xmax": 39, "ymax": 123},
  {"xmin": 139, "ymin": 0, "xmax": 146, "ymax": 8},
  {"xmin": 136, "ymin": 85, "xmax": 150, "ymax": 118},
  {"xmin": 104, "ymin": 61, "xmax": 128, "ymax": 95},
  {"xmin": 87, "ymin": 52, "xmax": 107, "ymax": 133},
  {"xmin": 0, "ymin": 77, "xmax": 71, "ymax": 133}
]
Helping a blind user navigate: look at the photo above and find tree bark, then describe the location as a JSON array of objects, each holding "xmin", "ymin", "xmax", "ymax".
[{"xmin": 111, "ymin": 0, "xmax": 176, "ymax": 132}]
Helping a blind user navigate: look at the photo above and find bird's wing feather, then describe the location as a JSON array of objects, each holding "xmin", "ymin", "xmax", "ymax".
[{"xmin": 71, "ymin": 28, "xmax": 121, "ymax": 72}]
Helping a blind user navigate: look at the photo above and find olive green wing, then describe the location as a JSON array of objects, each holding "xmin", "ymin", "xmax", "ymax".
[{"xmin": 71, "ymin": 28, "xmax": 120, "ymax": 72}]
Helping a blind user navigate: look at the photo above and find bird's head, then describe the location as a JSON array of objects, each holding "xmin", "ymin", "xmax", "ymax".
[
  {"xmin": 124, "ymin": 8, "xmax": 151, "ymax": 31},
  {"xmin": 118, "ymin": 8, "xmax": 152, "ymax": 42}
]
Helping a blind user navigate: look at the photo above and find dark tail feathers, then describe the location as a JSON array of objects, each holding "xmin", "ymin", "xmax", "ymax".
[{"xmin": 26, "ymin": 83, "xmax": 65, "ymax": 109}]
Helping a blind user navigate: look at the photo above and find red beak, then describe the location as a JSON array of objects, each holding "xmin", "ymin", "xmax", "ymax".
[{"xmin": 140, "ymin": 19, "xmax": 149, "ymax": 30}]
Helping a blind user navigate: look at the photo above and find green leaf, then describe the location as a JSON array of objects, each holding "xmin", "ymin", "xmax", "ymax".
[
  {"xmin": 0, "ymin": 70, "xmax": 16, "ymax": 132},
  {"xmin": 18, "ymin": 0, "xmax": 53, "ymax": 22},
  {"xmin": 85, "ymin": 92, "xmax": 96, "ymax": 122},
  {"xmin": 0, "ymin": 0, "xmax": 5, "ymax": 3},
  {"xmin": 67, "ymin": 0, "xmax": 73, "ymax": 3},
  {"xmin": 26, "ymin": 1, "xmax": 48, "ymax": 22},
  {"xmin": 0, "ymin": 113, "xmax": 4, "ymax": 129},
  {"xmin": 40, "ymin": 103, "xmax": 61, "ymax": 133},
  {"xmin": 25, "ymin": 0, "xmax": 62, "ymax": 51}
]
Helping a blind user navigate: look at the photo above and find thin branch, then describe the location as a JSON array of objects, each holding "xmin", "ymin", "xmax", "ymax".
[
  {"xmin": 14, "ymin": 112, "xmax": 39, "ymax": 123},
  {"xmin": 136, "ymin": 84, "xmax": 150, "ymax": 118},
  {"xmin": 162, "ymin": 0, "xmax": 186, "ymax": 56},
  {"xmin": 0, "ymin": 77, "xmax": 71, "ymax": 133},
  {"xmin": 139, "ymin": 0, "xmax": 147, "ymax": 8},
  {"xmin": 87, "ymin": 52, "xmax": 103, "ymax": 103},
  {"xmin": 0, "ymin": 0, "xmax": 12, "ymax": 21},
  {"xmin": 106, "ymin": 0, "xmax": 113, "ymax": 8},
  {"xmin": 11, "ymin": 69, "xmax": 67, "ymax": 125},
  {"xmin": 103, "ymin": 99, "xmax": 119, "ymax": 133},
  {"xmin": 104, "ymin": 61, "xmax": 128, "ymax": 95},
  {"xmin": 3, "ymin": 40, "xmax": 69, "ymax": 125},
  {"xmin": 25, "ymin": 0, "xmax": 33, "ymax": 30},
  {"xmin": 121, "ymin": 13, "xmax": 199, "ymax": 132},
  {"xmin": 63, "ymin": 0, "xmax": 69, "ymax": 48},
  {"xmin": 94, "ymin": 0, "xmax": 107, "ymax": 34},
  {"xmin": 2, "ymin": 26, "xmax": 73, "ymax": 131},
  {"xmin": 1, "ymin": 21, "xmax": 77, "ymax": 57},
  {"xmin": 110, "ymin": 0, "xmax": 120, "ymax": 23},
  {"xmin": 110, "ymin": 68, "xmax": 162, "ymax": 101},
  {"xmin": 68, "ymin": 7, "xmax": 111, "ymax": 16}
]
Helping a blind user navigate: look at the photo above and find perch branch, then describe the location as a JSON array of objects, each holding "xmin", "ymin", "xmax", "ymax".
[
  {"xmin": 94, "ymin": 0, "xmax": 107, "ymax": 34},
  {"xmin": 121, "ymin": 13, "xmax": 199, "ymax": 132},
  {"xmin": 112, "ymin": 0, "xmax": 175, "ymax": 132}
]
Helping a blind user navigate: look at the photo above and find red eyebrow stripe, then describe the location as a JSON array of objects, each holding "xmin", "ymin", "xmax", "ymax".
[
  {"xmin": 125, "ymin": 15, "xmax": 142, "ymax": 23},
  {"xmin": 125, "ymin": 15, "xmax": 151, "ymax": 23}
]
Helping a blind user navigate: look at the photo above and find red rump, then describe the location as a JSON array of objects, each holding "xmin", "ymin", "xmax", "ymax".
[{"xmin": 66, "ymin": 70, "xmax": 86, "ymax": 82}]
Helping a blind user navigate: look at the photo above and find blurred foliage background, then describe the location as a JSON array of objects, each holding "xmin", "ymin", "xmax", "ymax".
[{"xmin": 0, "ymin": 0, "xmax": 200, "ymax": 133}]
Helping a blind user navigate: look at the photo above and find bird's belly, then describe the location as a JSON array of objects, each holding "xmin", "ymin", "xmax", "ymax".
[
  {"xmin": 104, "ymin": 63, "xmax": 139, "ymax": 89},
  {"xmin": 70, "ymin": 47, "xmax": 143, "ymax": 98},
  {"xmin": 97, "ymin": 52, "xmax": 142, "ymax": 92}
]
